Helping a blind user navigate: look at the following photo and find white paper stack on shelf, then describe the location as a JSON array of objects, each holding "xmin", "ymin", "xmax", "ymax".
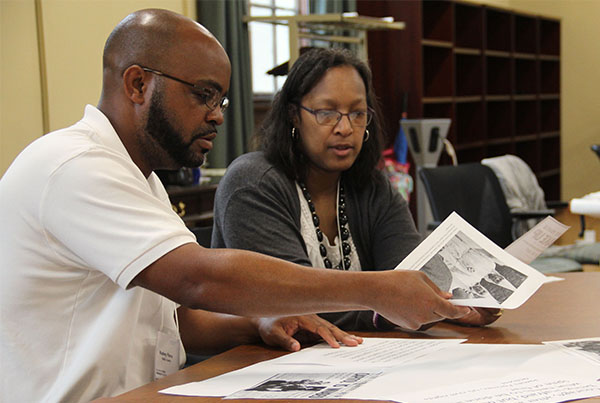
[{"xmin": 570, "ymin": 191, "xmax": 600, "ymax": 218}]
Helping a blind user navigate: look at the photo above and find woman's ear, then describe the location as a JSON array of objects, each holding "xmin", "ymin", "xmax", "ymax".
[{"xmin": 122, "ymin": 65, "xmax": 148, "ymax": 105}]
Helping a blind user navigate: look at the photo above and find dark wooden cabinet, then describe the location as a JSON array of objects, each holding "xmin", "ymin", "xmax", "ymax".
[
  {"xmin": 357, "ymin": 0, "xmax": 561, "ymax": 200},
  {"xmin": 167, "ymin": 184, "xmax": 217, "ymax": 228}
]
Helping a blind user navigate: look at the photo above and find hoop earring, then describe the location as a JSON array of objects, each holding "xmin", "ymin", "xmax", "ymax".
[
  {"xmin": 364, "ymin": 129, "xmax": 370, "ymax": 143},
  {"xmin": 291, "ymin": 127, "xmax": 298, "ymax": 141}
]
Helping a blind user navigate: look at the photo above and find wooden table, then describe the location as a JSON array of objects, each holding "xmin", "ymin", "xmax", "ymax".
[{"xmin": 98, "ymin": 272, "xmax": 600, "ymax": 402}]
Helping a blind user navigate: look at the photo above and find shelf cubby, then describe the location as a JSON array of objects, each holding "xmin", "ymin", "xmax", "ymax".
[
  {"xmin": 486, "ymin": 56, "xmax": 511, "ymax": 95},
  {"xmin": 515, "ymin": 14, "xmax": 537, "ymax": 54},
  {"xmin": 515, "ymin": 100, "xmax": 539, "ymax": 135},
  {"xmin": 487, "ymin": 142, "xmax": 514, "ymax": 158},
  {"xmin": 422, "ymin": 1, "xmax": 453, "ymax": 42},
  {"xmin": 515, "ymin": 58, "xmax": 538, "ymax": 94},
  {"xmin": 540, "ymin": 18, "xmax": 560, "ymax": 56},
  {"xmin": 486, "ymin": 8, "xmax": 512, "ymax": 52},
  {"xmin": 540, "ymin": 60, "xmax": 560, "ymax": 94},
  {"xmin": 540, "ymin": 99, "xmax": 560, "ymax": 132},
  {"xmin": 539, "ymin": 173, "xmax": 560, "ymax": 200},
  {"xmin": 456, "ymin": 146, "xmax": 485, "ymax": 163},
  {"xmin": 423, "ymin": 45, "xmax": 453, "ymax": 97},
  {"xmin": 487, "ymin": 100, "xmax": 512, "ymax": 140},
  {"xmin": 455, "ymin": 101, "xmax": 484, "ymax": 145},
  {"xmin": 515, "ymin": 139, "xmax": 539, "ymax": 172},
  {"xmin": 455, "ymin": 3, "xmax": 483, "ymax": 49},
  {"xmin": 541, "ymin": 136, "xmax": 560, "ymax": 171},
  {"xmin": 456, "ymin": 53, "xmax": 483, "ymax": 96}
]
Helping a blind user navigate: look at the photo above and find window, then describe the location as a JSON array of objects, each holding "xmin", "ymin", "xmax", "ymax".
[{"xmin": 248, "ymin": 0, "xmax": 307, "ymax": 94}]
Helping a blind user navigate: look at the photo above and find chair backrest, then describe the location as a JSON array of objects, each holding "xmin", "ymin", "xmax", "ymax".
[
  {"xmin": 191, "ymin": 225, "xmax": 213, "ymax": 248},
  {"xmin": 419, "ymin": 163, "xmax": 515, "ymax": 248}
]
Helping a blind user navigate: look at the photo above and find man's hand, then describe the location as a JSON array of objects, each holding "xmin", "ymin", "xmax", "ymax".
[
  {"xmin": 253, "ymin": 315, "xmax": 363, "ymax": 352},
  {"xmin": 372, "ymin": 270, "xmax": 471, "ymax": 330}
]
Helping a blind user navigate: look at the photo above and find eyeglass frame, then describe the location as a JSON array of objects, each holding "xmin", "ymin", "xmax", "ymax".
[
  {"xmin": 139, "ymin": 66, "xmax": 229, "ymax": 112},
  {"xmin": 297, "ymin": 104, "xmax": 373, "ymax": 127}
]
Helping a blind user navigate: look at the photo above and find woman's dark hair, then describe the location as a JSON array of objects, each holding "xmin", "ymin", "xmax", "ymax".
[{"xmin": 256, "ymin": 47, "xmax": 384, "ymax": 187}]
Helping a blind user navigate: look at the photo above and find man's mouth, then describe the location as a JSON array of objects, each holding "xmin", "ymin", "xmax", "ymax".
[{"xmin": 195, "ymin": 132, "xmax": 217, "ymax": 153}]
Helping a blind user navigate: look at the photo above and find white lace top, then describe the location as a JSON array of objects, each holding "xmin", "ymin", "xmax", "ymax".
[{"xmin": 295, "ymin": 182, "xmax": 361, "ymax": 271}]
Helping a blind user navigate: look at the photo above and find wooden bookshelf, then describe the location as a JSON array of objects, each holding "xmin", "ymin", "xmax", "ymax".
[{"xmin": 357, "ymin": 0, "xmax": 561, "ymax": 201}]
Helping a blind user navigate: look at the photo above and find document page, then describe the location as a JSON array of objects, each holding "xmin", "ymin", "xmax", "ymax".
[
  {"xmin": 505, "ymin": 216, "xmax": 569, "ymax": 264},
  {"xmin": 225, "ymin": 372, "xmax": 383, "ymax": 400},
  {"xmin": 161, "ymin": 341, "xmax": 600, "ymax": 402},
  {"xmin": 544, "ymin": 337, "xmax": 600, "ymax": 365},
  {"xmin": 398, "ymin": 373, "xmax": 600, "ymax": 403},
  {"xmin": 395, "ymin": 212, "xmax": 547, "ymax": 308},
  {"xmin": 272, "ymin": 337, "xmax": 465, "ymax": 367}
]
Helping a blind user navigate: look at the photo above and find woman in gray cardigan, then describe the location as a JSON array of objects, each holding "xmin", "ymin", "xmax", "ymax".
[{"xmin": 212, "ymin": 48, "xmax": 500, "ymax": 331}]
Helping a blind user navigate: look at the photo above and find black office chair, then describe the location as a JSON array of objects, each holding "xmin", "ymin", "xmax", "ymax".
[
  {"xmin": 418, "ymin": 163, "xmax": 582, "ymax": 273},
  {"xmin": 418, "ymin": 163, "xmax": 544, "ymax": 248}
]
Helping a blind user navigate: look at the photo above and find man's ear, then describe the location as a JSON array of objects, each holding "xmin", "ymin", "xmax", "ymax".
[{"xmin": 122, "ymin": 65, "xmax": 148, "ymax": 105}]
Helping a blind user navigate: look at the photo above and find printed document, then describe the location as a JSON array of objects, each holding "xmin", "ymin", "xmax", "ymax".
[{"xmin": 395, "ymin": 212, "xmax": 549, "ymax": 308}]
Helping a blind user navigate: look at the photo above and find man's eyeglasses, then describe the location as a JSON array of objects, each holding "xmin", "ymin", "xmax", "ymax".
[
  {"xmin": 140, "ymin": 66, "xmax": 229, "ymax": 112},
  {"xmin": 298, "ymin": 105, "xmax": 372, "ymax": 127}
]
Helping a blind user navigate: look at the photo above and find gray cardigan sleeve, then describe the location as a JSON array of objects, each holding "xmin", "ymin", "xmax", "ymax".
[{"xmin": 212, "ymin": 152, "xmax": 312, "ymax": 266}]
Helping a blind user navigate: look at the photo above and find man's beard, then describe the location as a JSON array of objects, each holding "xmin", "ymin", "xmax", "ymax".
[{"xmin": 145, "ymin": 89, "xmax": 213, "ymax": 168}]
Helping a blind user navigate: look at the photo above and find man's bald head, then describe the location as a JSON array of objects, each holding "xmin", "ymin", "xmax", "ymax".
[
  {"xmin": 97, "ymin": 9, "xmax": 231, "ymax": 176},
  {"xmin": 102, "ymin": 9, "xmax": 227, "ymax": 87}
]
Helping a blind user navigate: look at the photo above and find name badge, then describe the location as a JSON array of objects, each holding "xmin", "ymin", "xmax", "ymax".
[{"xmin": 154, "ymin": 329, "xmax": 180, "ymax": 380}]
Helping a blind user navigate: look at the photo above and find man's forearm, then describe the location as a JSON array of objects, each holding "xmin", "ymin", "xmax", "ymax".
[
  {"xmin": 178, "ymin": 307, "xmax": 259, "ymax": 355},
  {"xmin": 134, "ymin": 243, "xmax": 469, "ymax": 330}
]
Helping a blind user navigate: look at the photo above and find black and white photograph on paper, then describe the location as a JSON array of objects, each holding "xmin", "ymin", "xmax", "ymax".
[
  {"xmin": 395, "ymin": 212, "xmax": 547, "ymax": 309},
  {"xmin": 225, "ymin": 372, "xmax": 382, "ymax": 399},
  {"xmin": 420, "ymin": 230, "xmax": 528, "ymax": 304},
  {"xmin": 545, "ymin": 337, "xmax": 600, "ymax": 365}
]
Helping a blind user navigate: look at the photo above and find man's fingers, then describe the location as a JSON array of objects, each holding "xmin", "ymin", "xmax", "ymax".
[
  {"xmin": 267, "ymin": 324, "xmax": 302, "ymax": 352},
  {"xmin": 298, "ymin": 315, "xmax": 362, "ymax": 348}
]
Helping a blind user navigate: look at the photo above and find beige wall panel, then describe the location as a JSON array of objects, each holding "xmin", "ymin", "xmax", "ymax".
[
  {"xmin": 42, "ymin": 0, "xmax": 193, "ymax": 132},
  {"xmin": 1, "ymin": 0, "xmax": 44, "ymax": 175},
  {"xmin": 1, "ymin": 0, "xmax": 195, "ymax": 176}
]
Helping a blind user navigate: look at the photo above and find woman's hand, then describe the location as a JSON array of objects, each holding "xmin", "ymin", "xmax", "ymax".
[
  {"xmin": 449, "ymin": 307, "xmax": 503, "ymax": 327},
  {"xmin": 253, "ymin": 315, "xmax": 363, "ymax": 352}
]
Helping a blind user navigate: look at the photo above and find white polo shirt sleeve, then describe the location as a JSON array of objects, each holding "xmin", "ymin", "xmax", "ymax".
[{"xmin": 40, "ymin": 146, "xmax": 196, "ymax": 289}]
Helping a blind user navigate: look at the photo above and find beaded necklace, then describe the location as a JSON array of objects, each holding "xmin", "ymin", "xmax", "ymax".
[{"xmin": 298, "ymin": 181, "xmax": 351, "ymax": 270}]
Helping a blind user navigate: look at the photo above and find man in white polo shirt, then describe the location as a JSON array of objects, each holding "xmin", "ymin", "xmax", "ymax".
[{"xmin": 0, "ymin": 8, "xmax": 468, "ymax": 402}]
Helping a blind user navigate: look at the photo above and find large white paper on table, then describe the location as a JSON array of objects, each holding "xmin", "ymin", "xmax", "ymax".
[
  {"xmin": 159, "ymin": 338, "xmax": 465, "ymax": 397},
  {"xmin": 347, "ymin": 343, "xmax": 600, "ymax": 403},
  {"xmin": 395, "ymin": 212, "xmax": 548, "ymax": 308},
  {"xmin": 161, "ymin": 341, "xmax": 600, "ymax": 402},
  {"xmin": 397, "ymin": 373, "xmax": 600, "ymax": 403},
  {"xmin": 544, "ymin": 337, "xmax": 600, "ymax": 365}
]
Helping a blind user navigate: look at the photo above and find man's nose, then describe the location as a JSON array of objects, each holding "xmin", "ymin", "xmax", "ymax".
[{"xmin": 206, "ymin": 106, "xmax": 225, "ymax": 125}]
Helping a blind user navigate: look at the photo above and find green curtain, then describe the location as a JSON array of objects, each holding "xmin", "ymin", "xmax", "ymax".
[{"xmin": 196, "ymin": 0, "xmax": 253, "ymax": 168}]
